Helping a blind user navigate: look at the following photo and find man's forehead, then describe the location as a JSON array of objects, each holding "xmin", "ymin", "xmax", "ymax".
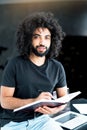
[{"xmin": 33, "ymin": 27, "xmax": 51, "ymax": 35}]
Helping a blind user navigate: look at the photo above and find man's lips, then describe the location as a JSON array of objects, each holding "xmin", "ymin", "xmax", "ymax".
[{"xmin": 37, "ymin": 46, "xmax": 46, "ymax": 52}]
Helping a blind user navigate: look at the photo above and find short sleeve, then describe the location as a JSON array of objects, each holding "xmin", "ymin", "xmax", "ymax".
[
  {"xmin": 1, "ymin": 59, "xmax": 16, "ymax": 87},
  {"xmin": 55, "ymin": 63, "xmax": 67, "ymax": 88}
]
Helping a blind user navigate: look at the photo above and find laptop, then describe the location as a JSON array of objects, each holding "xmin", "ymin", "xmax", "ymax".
[{"xmin": 53, "ymin": 111, "xmax": 87, "ymax": 130}]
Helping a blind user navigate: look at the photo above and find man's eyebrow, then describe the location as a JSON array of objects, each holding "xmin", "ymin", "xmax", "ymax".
[
  {"xmin": 33, "ymin": 34, "xmax": 40, "ymax": 36},
  {"xmin": 33, "ymin": 34, "xmax": 51, "ymax": 37},
  {"xmin": 46, "ymin": 35, "xmax": 51, "ymax": 37}
]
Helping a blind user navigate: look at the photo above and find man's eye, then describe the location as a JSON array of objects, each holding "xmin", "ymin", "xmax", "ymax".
[
  {"xmin": 45, "ymin": 36, "xmax": 51, "ymax": 39},
  {"xmin": 33, "ymin": 35, "xmax": 39, "ymax": 39}
]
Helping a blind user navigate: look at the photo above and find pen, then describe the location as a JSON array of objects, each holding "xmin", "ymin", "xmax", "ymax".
[{"xmin": 51, "ymin": 96, "xmax": 55, "ymax": 100}]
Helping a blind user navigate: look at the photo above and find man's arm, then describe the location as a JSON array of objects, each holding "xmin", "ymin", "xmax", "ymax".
[
  {"xmin": 1, "ymin": 86, "xmax": 36, "ymax": 110},
  {"xmin": 1, "ymin": 86, "xmax": 54, "ymax": 110},
  {"xmin": 56, "ymin": 85, "xmax": 68, "ymax": 98}
]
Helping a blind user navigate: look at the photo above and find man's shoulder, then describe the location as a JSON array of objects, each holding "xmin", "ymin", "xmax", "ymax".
[
  {"xmin": 48, "ymin": 58, "xmax": 62, "ymax": 66},
  {"xmin": 5, "ymin": 55, "xmax": 24, "ymax": 68},
  {"xmin": 8, "ymin": 55, "xmax": 24, "ymax": 62}
]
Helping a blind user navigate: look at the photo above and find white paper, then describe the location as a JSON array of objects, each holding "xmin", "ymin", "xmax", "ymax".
[{"xmin": 73, "ymin": 104, "xmax": 87, "ymax": 114}]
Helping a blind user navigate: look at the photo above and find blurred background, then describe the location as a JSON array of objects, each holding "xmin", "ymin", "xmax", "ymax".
[{"xmin": 0, "ymin": 0, "xmax": 87, "ymax": 98}]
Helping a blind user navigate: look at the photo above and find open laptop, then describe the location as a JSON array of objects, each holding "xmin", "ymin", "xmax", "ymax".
[{"xmin": 53, "ymin": 111, "xmax": 87, "ymax": 130}]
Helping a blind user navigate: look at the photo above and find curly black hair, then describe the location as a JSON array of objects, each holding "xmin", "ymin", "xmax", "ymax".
[{"xmin": 16, "ymin": 11, "xmax": 65, "ymax": 58}]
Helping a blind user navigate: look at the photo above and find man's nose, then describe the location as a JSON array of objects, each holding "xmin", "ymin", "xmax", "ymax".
[{"xmin": 39, "ymin": 37, "xmax": 44, "ymax": 45}]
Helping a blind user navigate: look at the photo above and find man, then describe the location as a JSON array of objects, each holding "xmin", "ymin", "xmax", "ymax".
[{"xmin": 1, "ymin": 12, "xmax": 68, "ymax": 130}]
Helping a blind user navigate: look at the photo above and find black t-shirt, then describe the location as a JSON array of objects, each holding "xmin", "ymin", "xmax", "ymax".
[{"xmin": 1, "ymin": 56, "xmax": 67, "ymax": 127}]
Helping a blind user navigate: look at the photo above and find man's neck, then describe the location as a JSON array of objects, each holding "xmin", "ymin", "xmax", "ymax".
[{"xmin": 29, "ymin": 53, "xmax": 46, "ymax": 66}]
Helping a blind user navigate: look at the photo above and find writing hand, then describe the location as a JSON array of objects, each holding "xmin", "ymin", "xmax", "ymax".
[{"xmin": 35, "ymin": 91, "xmax": 54, "ymax": 101}]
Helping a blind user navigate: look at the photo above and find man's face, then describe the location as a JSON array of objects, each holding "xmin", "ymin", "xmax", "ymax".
[{"xmin": 31, "ymin": 27, "xmax": 51, "ymax": 57}]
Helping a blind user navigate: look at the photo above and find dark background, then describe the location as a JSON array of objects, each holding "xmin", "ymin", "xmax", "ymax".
[{"xmin": 0, "ymin": 0, "xmax": 87, "ymax": 98}]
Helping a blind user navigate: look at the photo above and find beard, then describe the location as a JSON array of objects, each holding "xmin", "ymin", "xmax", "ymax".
[{"xmin": 31, "ymin": 45, "xmax": 50, "ymax": 57}]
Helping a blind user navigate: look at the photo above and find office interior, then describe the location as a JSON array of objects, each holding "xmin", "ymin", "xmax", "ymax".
[{"xmin": 0, "ymin": 0, "xmax": 87, "ymax": 99}]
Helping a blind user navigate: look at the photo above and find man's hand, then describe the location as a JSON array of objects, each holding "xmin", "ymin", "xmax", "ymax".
[
  {"xmin": 35, "ymin": 104, "xmax": 67, "ymax": 115},
  {"xmin": 35, "ymin": 92, "xmax": 54, "ymax": 101}
]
